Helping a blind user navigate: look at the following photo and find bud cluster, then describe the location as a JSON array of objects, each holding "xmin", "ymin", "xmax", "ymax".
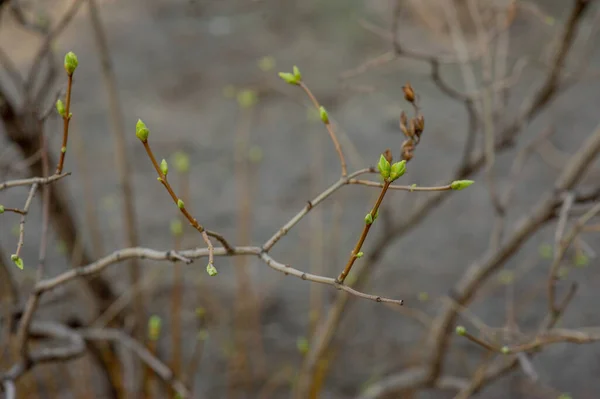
[{"xmin": 399, "ymin": 83, "xmax": 424, "ymax": 161}]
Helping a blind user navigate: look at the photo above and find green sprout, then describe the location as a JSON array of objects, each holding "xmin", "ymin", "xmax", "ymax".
[
  {"xmin": 10, "ymin": 254, "xmax": 23, "ymax": 270},
  {"xmin": 450, "ymin": 180, "xmax": 475, "ymax": 190},
  {"xmin": 160, "ymin": 159, "xmax": 168, "ymax": 176},
  {"xmin": 206, "ymin": 263, "xmax": 218, "ymax": 276},
  {"xmin": 377, "ymin": 154, "xmax": 391, "ymax": 180},
  {"xmin": 135, "ymin": 119, "xmax": 149, "ymax": 142},
  {"xmin": 64, "ymin": 51, "xmax": 79, "ymax": 75},
  {"xmin": 455, "ymin": 326, "xmax": 467, "ymax": 336}
]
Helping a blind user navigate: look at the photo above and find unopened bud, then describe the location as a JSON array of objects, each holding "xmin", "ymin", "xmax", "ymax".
[
  {"xmin": 56, "ymin": 99, "xmax": 66, "ymax": 117},
  {"xmin": 377, "ymin": 154, "xmax": 391, "ymax": 180},
  {"xmin": 64, "ymin": 52, "xmax": 79, "ymax": 75},
  {"xmin": 160, "ymin": 159, "xmax": 168, "ymax": 176},
  {"xmin": 319, "ymin": 106, "xmax": 329, "ymax": 124},
  {"xmin": 402, "ymin": 83, "xmax": 415, "ymax": 103},
  {"xmin": 278, "ymin": 72, "xmax": 299, "ymax": 85},
  {"xmin": 135, "ymin": 119, "xmax": 149, "ymax": 142},
  {"xmin": 450, "ymin": 180, "xmax": 475, "ymax": 190},
  {"xmin": 206, "ymin": 263, "xmax": 218, "ymax": 276}
]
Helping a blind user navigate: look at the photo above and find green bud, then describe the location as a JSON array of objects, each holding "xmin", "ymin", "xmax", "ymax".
[
  {"xmin": 258, "ymin": 56, "xmax": 276, "ymax": 72},
  {"xmin": 56, "ymin": 99, "xmax": 66, "ymax": 117},
  {"xmin": 389, "ymin": 160, "xmax": 406, "ymax": 181},
  {"xmin": 148, "ymin": 315, "xmax": 162, "ymax": 341},
  {"xmin": 170, "ymin": 219, "xmax": 183, "ymax": 236},
  {"xmin": 0, "ymin": 205, "xmax": 4, "ymax": 214},
  {"xmin": 410, "ymin": 183, "xmax": 417, "ymax": 192},
  {"xmin": 450, "ymin": 180, "xmax": 475, "ymax": 190},
  {"xmin": 160, "ymin": 159, "xmax": 168, "ymax": 176},
  {"xmin": 61, "ymin": 146, "xmax": 66, "ymax": 154},
  {"xmin": 206, "ymin": 263, "xmax": 218, "ymax": 276},
  {"xmin": 236, "ymin": 89, "xmax": 258, "ymax": 109},
  {"xmin": 296, "ymin": 336, "xmax": 309, "ymax": 354},
  {"xmin": 278, "ymin": 72, "xmax": 299, "ymax": 85},
  {"xmin": 355, "ymin": 251, "xmax": 364, "ymax": 259},
  {"xmin": 364, "ymin": 213, "xmax": 373, "ymax": 225},
  {"xmin": 64, "ymin": 51, "xmax": 79, "ymax": 75},
  {"xmin": 195, "ymin": 307, "xmax": 206, "ymax": 318},
  {"xmin": 198, "ymin": 329, "xmax": 209, "ymax": 341},
  {"xmin": 377, "ymin": 154, "xmax": 391, "ymax": 180},
  {"xmin": 11, "ymin": 254, "xmax": 23, "ymax": 270},
  {"xmin": 319, "ymin": 106, "xmax": 329, "ymax": 124},
  {"xmin": 135, "ymin": 119, "xmax": 149, "ymax": 142},
  {"xmin": 574, "ymin": 252, "xmax": 589, "ymax": 267},
  {"xmin": 538, "ymin": 243, "xmax": 553, "ymax": 259},
  {"xmin": 455, "ymin": 326, "xmax": 467, "ymax": 336},
  {"xmin": 172, "ymin": 151, "xmax": 190, "ymax": 174},
  {"xmin": 501, "ymin": 346, "xmax": 510, "ymax": 355},
  {"xmin": 293, "ymin": 65, "xmax": 302, "ymax": 81},
  {"xmin": 177, "ymin": 199, "xmax": 185, "ymax": 209}
]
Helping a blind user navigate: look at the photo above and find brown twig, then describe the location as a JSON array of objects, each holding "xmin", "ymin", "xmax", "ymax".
[
  {"xmin": 298, "ymin": 81, "xmax": 347, "ymax": 177},
  {"xmin": 54, "ymin": 74, "xmax": 73, "ymax": 175},
  {"xmin": 547, "ymin": 201, "xmax": 600, "ymax": 314},
  {"xmin": 337, "ymin": 181, "xmax": 391, "ymax": 283}
]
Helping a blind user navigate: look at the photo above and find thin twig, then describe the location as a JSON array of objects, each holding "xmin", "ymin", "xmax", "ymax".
[
  {"xmin": 0, "ymin": 173, "xmax": 70, "ymax": 191},
  {"xmin": 298, "ymin": 81, "xmax": 347, "ymax": 176},
  {"xmin": 80, "ymin": 328, "xmax": 191, "ymax": 398},
  {"xmin": 337, "ymin": 181, "xmax": 391, "ymax": 283},
  {"xmin": 262, "ymin": 168, "xmax": 372, "ymax": 251}
]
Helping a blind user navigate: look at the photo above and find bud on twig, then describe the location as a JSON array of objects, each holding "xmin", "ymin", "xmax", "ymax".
[
  {"xmin": 319, "ymin": 106, "xmax": 329, "ymax": 124},
  {"xmin": 293, "ymin": 65, "xmax": 302, "ymax": 81},
  {"xmin": 402, "ymin": 83, "xmax": 415, "ymax": 103},
  {"xmin": 377, "ymin": 154, "xmax": 391, "ymax": 180},
  {"xmin": 355, "ymin": 251, "xmax": 364, "ymax": 259},
  {"xmin": 0, "ymin": 205, "xmax": 4, "ymax": 214},
  {"xmin": 177, "ymin": 199, "xmax": 185, "ymax": 209},
  {"xmin": 56, "ymin": 99, "xmax": 66, "ymax": 117},
  {"xmin": 451, "ymin": 180, "xmax": 475, "ymax": 190},
  {"xmin": 11, "ymin": 254, "xmax": 23, "ymax": 270},
  {"xmin": 206, "ymin": 263, "xmax": 218, "ymax": 276},
  {"xmin": 364, "ymin": 213, "xmax": 374, "ymax": 225},
  {"xmin": 64, "ymin": 52, "xmax": 79, "ymax": 75},
  {"xmin": 455, "ymin": 326, "xmax": 467, "ymax": 336},
  {"xmin": 389, "ymin": 160, "xmax": 406, "ymax": 181},
  {"xmin": 278, "ymin": 72, "xmax": 299, "ymax": 85},
  {"xmin": 160, "ymin": 159, "xmax": 168, "ymax": 176},
  {"xmin": 135, "ymin": 119, "xmax": 149, "ymax": 142}
]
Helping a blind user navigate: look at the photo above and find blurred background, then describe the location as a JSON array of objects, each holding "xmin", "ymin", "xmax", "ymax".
[{"xmin": 1, "ymin": 0, "xmax": 600, "ymax": 398}]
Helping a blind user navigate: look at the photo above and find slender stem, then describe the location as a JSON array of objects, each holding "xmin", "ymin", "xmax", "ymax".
[
  {"xmin": 299, "ymin": 81, "xmax": 347, "ymax": 177},
  {"xmin": 349, "ymin": 179, "xmax": 452, "ymax": 192},
  {"xmin": 262, "ymin": 168, "xmax": 372, "ymax": 251},
  {"xmin": 337, "ymin": 181, "xmax": 391, "ymax": 283},
  {"xmin": 55, "ymin": 74, "xmax": 73, "ymax": 174},
  {"xmin": 0, "ymin": 173, "xmax": 70, "ymax": 191}
]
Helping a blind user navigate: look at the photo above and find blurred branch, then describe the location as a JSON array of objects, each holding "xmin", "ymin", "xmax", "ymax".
[
  {"xmin": 80, "ymin": 328, "xmax": 190, "ymax": 398},
  {"xmin": 426, "ymin": 118, "xmax": 600, "ymax": 384}
]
